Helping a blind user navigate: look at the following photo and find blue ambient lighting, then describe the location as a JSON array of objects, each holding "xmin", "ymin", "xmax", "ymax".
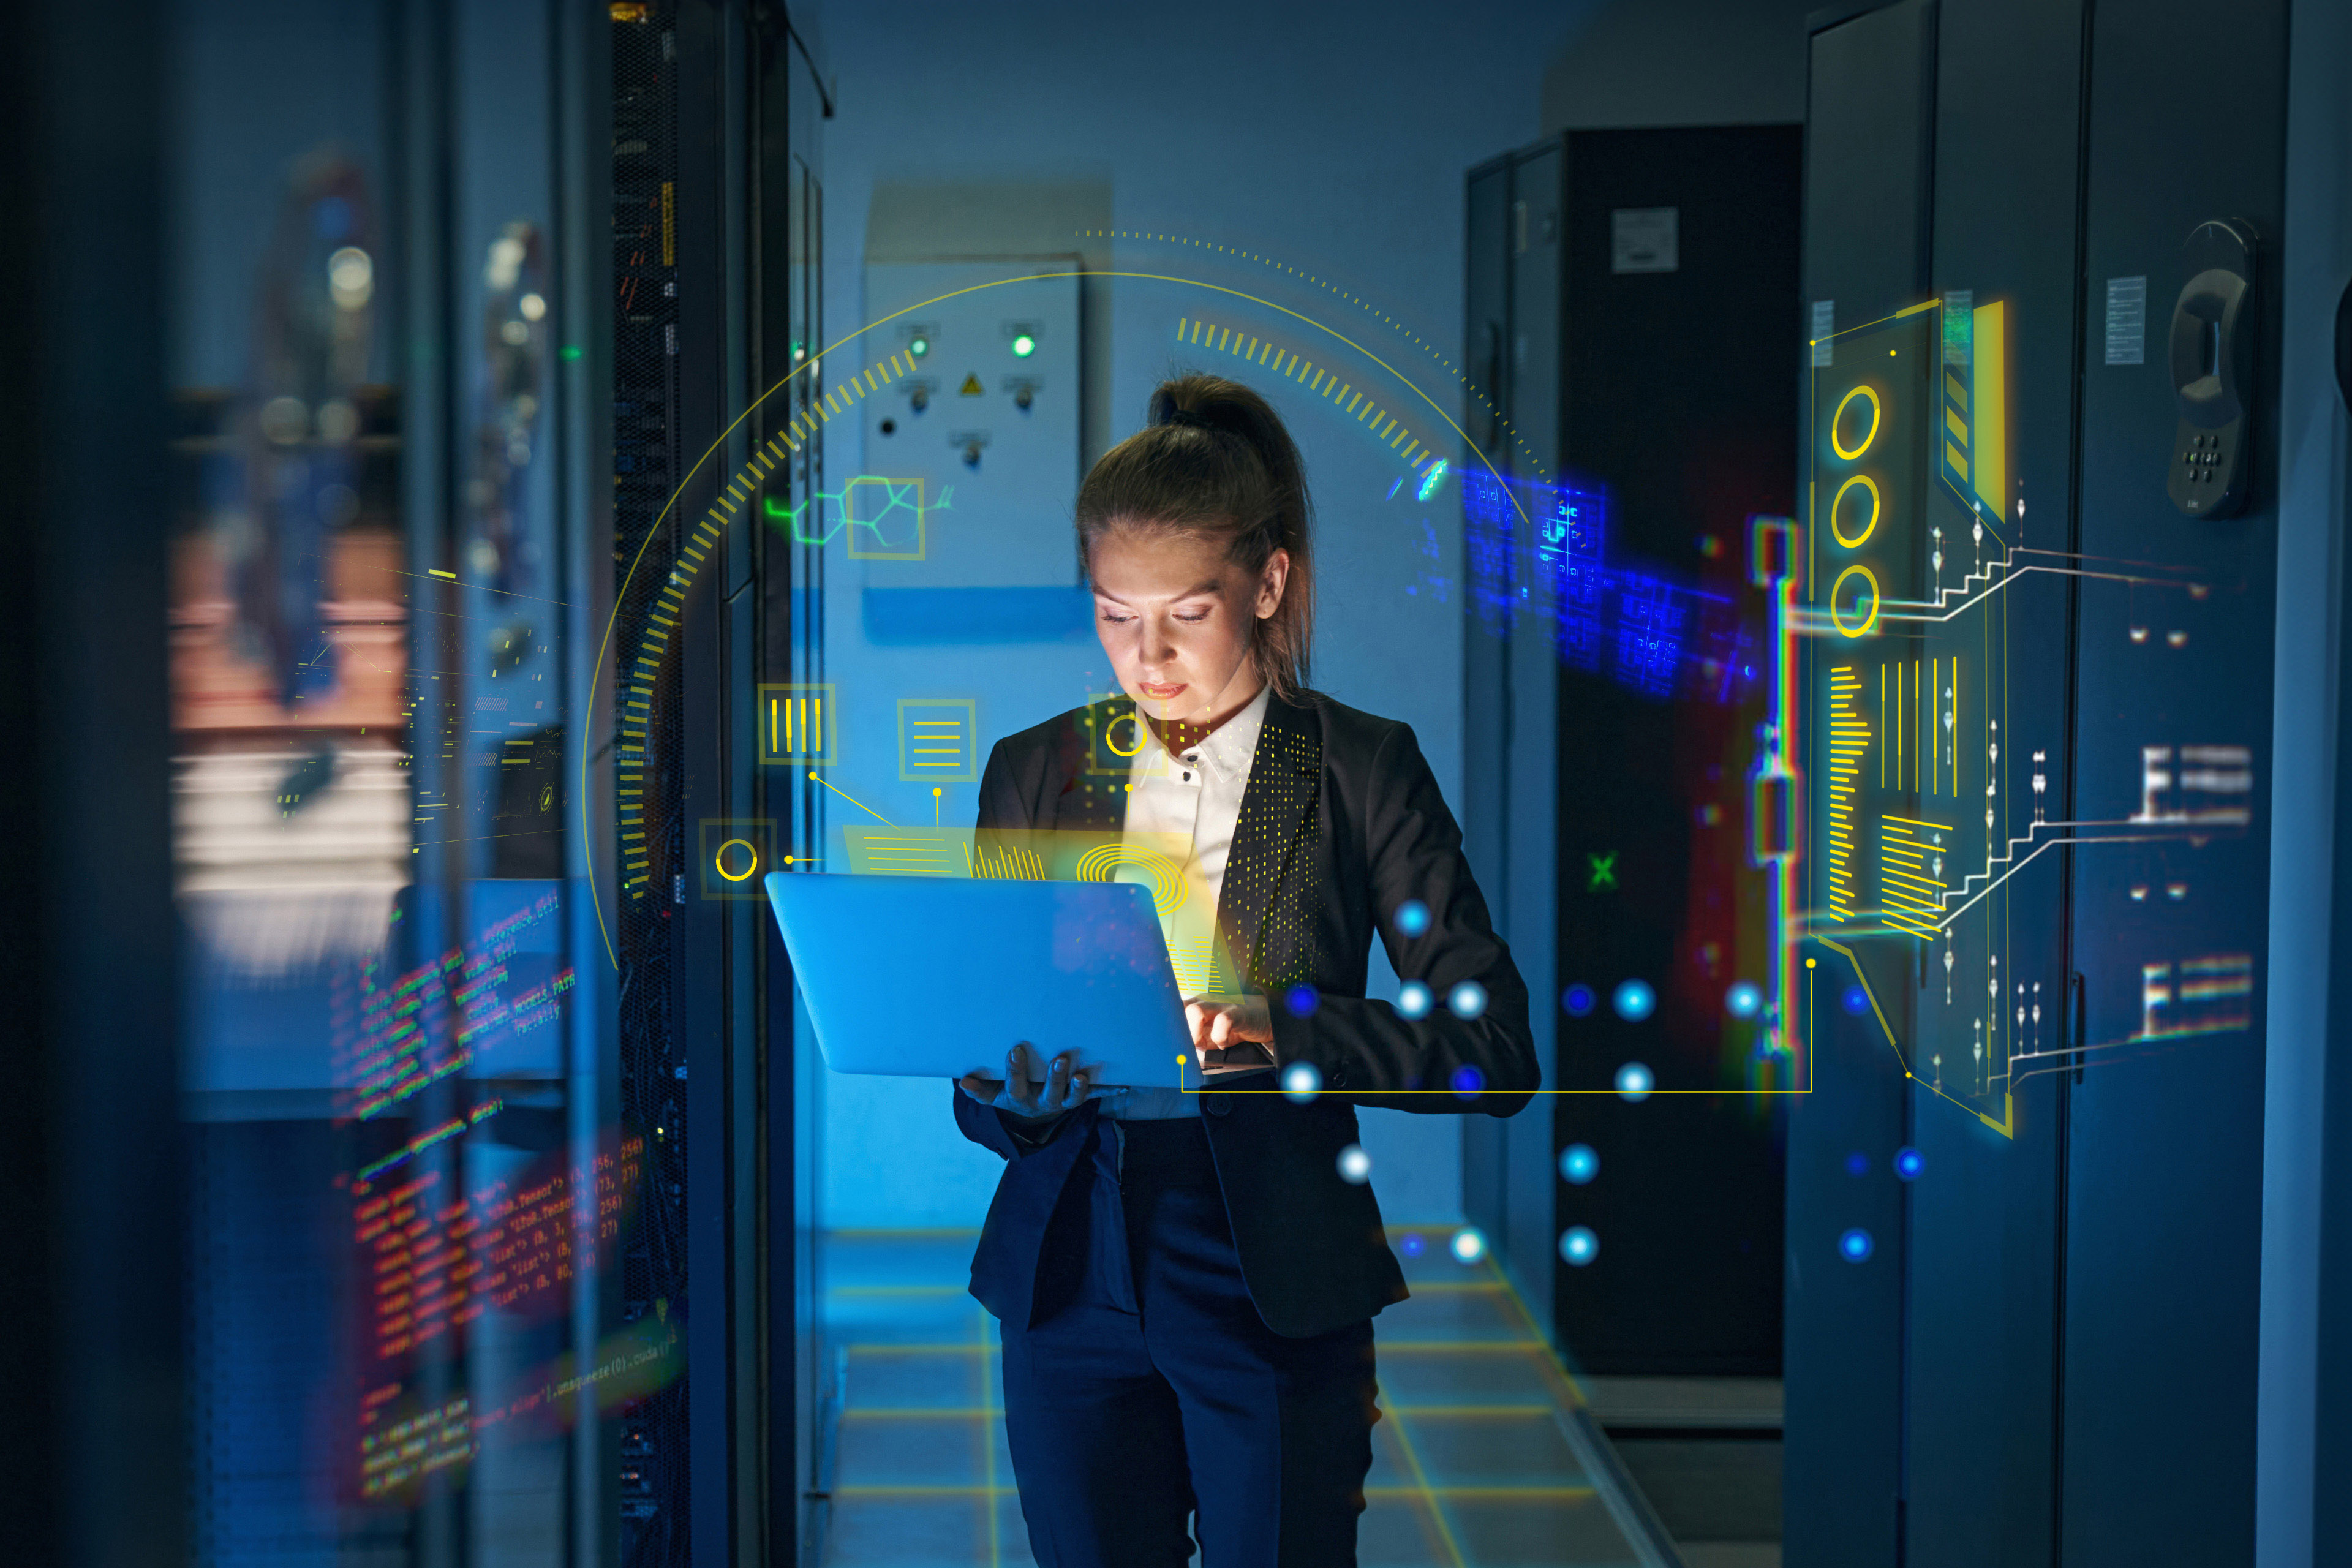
[
  {"xmin": 1727, "ymin": 981, "xmax": 1763, "ymax": 1018},
  {"xmin": 1559, "ymin": 1226, "xmax": 1599, "ymax": 1267},
  {"xmin": 1397, "ymin": 1232, "xmax": 1425, "ymax": 1257},
  {"xmin": 1845, "ymin": 1152, "xmax": 1869, "ymax": 1177},
  {"xmin": 1613, "ymin": 979, "xmax": 1656, "ymax": 1021},
  {"xmin": 1398, "ymin": 981, "xmax": 1433, "ymax": 1020},
  {"xmin": 1563, "ymin": 983, "xmax": 1597, "ymax": 1017},
  {"xmin": 1336, "ymin": 1144, "xmax": 1372, "ymax": 1183},
  {"xmin": 1894, "ymin": 1147, "xmax": 1924, "ymax": 1181},
  {"xmin": 1842, "ymin": 984, "xmax": 1871, "ymax": 1016},
  {"xmin": 1284, "ymin": 984, "xmax": 1321, "ymax": 1017},
  {"xmin": 1450, "ymin": 1065, "xmax": 1485, "ymax": 1099},
  {"xmin": 1281, "ymin": 1062, "xmax": 1322, "ymax": 1104},
  {"xmin": 1840, "ymin": 1228, "xmax": 1875, "ymax": 1262},
  {"xmin": 1417, "ymin": 458, "xmax": 1449, "ymax": 503},
  {"xmin": 1450, "ymin": 1227, "xmax": 1487, "ymax": 1264},
  {"xmin": 1560, "ymin": 1143, "xmax": 1599, "ymax": 1184},
  {"xmin": 1395, "ymin": 898, "xmax": 1431, "ymax": 937},
  {"xmin": 1448, "ymin": 981, "xmax": 1488, "ymax": 1020},
  {"xmin": 1615, "ymin": 1062, "xmax": 1654, "ymax": 1102}
]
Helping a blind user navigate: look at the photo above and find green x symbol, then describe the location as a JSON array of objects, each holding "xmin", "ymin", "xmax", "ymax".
[{"xmin": 1587, "ymin": 852, "xmax": 1619, "ymax": 892}]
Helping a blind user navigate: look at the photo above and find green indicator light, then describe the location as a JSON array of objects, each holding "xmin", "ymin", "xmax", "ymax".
[
  {"xmin": 909, "ymin": 336, "xmax": 929, "ymax": 357},
  {"xmin": 1011, "ymin": 333, "xmax": 1037, "ymax": 358},
  {"xmin": 560, "ymin": 345, "xmax": 582, "ymax": 361}
]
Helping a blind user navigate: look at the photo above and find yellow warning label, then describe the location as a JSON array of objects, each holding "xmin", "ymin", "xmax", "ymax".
[{"xmin": 959, "ymin": 373, "xmax": 984, "ymax": 396}]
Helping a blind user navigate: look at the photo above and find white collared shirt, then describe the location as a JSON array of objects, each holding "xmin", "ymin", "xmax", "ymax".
[{"xmin": 1102, "ymin": 684, "xmax": 1272, "ymax": 1120}]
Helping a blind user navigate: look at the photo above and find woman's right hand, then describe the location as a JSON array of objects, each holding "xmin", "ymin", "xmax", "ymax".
[{"xmin": 957, "ymin": 1041, "xmax": 1092, "ymax": 1118}]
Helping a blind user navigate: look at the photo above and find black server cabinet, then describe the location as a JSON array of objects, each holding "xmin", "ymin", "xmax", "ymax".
[
  {"xmin": 1463, "ymin": 127, "xmax": 1800, "ymax": 1375},
  {"xmin": 1790, "ymin": 0, "xmax": 2291, "ymax": 1562},
  {"xmin": 613, "ymin": 3, "xmax": 823, "ymax": 1564}
]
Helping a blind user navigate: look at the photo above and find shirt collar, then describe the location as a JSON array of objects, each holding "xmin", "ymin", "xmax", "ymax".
[{"xmin": 1158, "ymin": 684, "xmax": 1270, "ymax": 787}]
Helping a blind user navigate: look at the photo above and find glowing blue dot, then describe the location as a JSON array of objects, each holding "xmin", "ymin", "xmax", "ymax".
[
  {"xmin": 1398, "ymin": 981, "xmax": 1433, "ymax": 1020},
  {"xmin": 1448, "ymin": 981, "xmax": 1488, "ymax": 1020},
  {"xmin": 1560, "ymin": 1143, "xmax": 1599, "ymax": 1184},
  {"xmin": 1613, "ymin": 979, "xmax": 1656, "ymax": 1022},
  {"xmin": 1615, "ymin": 1061, "xmax": 1654, "ymax": 1102},
  {"xmin": 1726, "ymin": 982, "xmax": 1762, "ymax": 1019},
  {"xmin": 1336, "ymin": 1143, "xmax": 1372, "ymax": 1183},
  {"xmin": 1844, "ymin": 1151, "xmax": 1869, "ymax": 1177},
  {"xmin": 1281, "ymin": 1062, "xmax": 1322, "ymax": 1104},
  {"xmin": 1842, "ymin": 985, "xmax": 1870, "ymax": 1016},
  {"xmin": 1450, "ymin": 1065, "xmax": 1485, "ymax": 1099},
  {"xmin": 1397, "ymin": 1232, "xmax": 1425, "ymax": 1257},
  {"xmin": 1559, "ymin": 1226, "xmax": 1599, "ymax": 1266},
  {"xmin": 1894, "ymin": 1147, "xmax": 1924, "ymax": 1181},
  {"xmin": 1395, "ymin": 899, "xmax": 1431, "ymax": 937},
  {"xmin": 1417, "ymin": 458, "xmax": 1449, "ymax": 503},
  {"xmin": 1839, "ymin": 1228, "xmax": 1874, "ymax": 1262},
  {"xmin": 1450, "ymin": 1227, "xmax": 1487, "ymax": 1264},
  {"xmin": 1284, "ymin": 984, "xmax": 1321, "ymax": 1017},
  {"xmin": 1562, "ymin": 983, "xmax": 1597, "ymax": 1017}
]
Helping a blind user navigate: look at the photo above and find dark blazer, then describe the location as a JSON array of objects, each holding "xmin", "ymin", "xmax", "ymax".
[{"xmin": 950, "ymin": 689, "xmax": 1538, "ymax": 1340}]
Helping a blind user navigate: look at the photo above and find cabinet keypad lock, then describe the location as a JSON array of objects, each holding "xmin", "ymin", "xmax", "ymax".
[{"xmin": 2166, "ymin": 218, "xmax": 2256, "ymax": 518}]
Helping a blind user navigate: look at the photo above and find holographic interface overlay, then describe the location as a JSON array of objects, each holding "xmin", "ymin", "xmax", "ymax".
[{"xmin": 1793, "ymin": 298, "xmax": 2250, "ymax": 1133}]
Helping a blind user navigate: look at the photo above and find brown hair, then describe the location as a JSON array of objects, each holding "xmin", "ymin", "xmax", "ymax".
[{"xmin": 1075, "ymin": 372, "xmax": 1315, "ymax": 703}]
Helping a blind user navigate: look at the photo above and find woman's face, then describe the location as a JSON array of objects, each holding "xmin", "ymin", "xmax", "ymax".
[{"xmin": 1089, "ymin": 526, "xmax": 1289, "ymax": 725}]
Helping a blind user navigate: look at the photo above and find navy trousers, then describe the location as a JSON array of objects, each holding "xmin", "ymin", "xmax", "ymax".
[{"xmin": 998, "ymin": 1115, "xmax": 1379, "ymax": 1568}]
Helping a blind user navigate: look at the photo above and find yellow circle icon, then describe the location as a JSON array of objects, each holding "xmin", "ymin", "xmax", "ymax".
[
  {"xmin": 1831, "ymin": 385, "xmax": 1880, "ymax": 461},
  {"xmin": 1829, "ymin": 565, "xmax": 1880, "ymax": 639},
  {"xmin": 1830, "ymin": 473, "xmax": 1881, "ymax": 549},
  {"xmin": 1106, "ymin": 712, "xmax": 1145, "ymax": 758},
  {"xmin": 714, "ymin": 839, "xmax": 760, "ymax": 883}
]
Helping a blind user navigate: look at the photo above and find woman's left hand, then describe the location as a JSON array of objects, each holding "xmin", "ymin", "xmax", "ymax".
[{"xmin": 1186, "ymin": 994, "xmax": 1274, "ymax": 1071}]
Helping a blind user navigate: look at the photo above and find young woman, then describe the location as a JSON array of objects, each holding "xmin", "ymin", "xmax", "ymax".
[{"xmin": 951, "ymin": 373, "xmax": 1537, "ymax": 1567}]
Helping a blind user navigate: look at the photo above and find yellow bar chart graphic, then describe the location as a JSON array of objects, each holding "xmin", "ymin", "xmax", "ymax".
[{"xmin": 758, "ymin": 682, "xmax": 837, "ymax": 766}]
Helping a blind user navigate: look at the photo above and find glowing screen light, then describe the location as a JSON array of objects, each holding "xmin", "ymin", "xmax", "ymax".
[
  {"xmin": 1011, "ymin": 332, "xmax": 1037, "ymax": 357},
  {"xmin": 1562, "ymin": 982, "xmax": 1596, "ymax": 1017},
  {"xmin": 1560, "ymin": 1142, "xmax": 1599, "ymax": 1184},
  {"xmin": 1726, "ymin": 981, "xmax": 1763, "ymax": 1018},
  {"xmin": 1840, "ymin": 1227, "xmax": 1875, "ymax": 1263},
  {"xmin": 1281, "ymin": 1061, "xmax": 1322, "ymax": 1104},
  {"xmin": 1615, "ymin": 1061, "xmax": 1654, "ymax": 1102},
  {"xmin": 1559, "ymin": 1226, "xmax": 1599, "ymax": 1267},
  {"xmin": 1395, "ymin": 898, "xmax": 1431, "ymax": 937},
  {"xmin": 1450, "ymin": 1227, "xmax": 1487, "ymax": 1264},
  {"xmin": 1612, "ymin": 978, "xmax": 1656, "ymax": 1021},
  {"xmin": 1397, "ymin": 981, "xmax": 1433, "ymax": 1020},
  {"xmin": 1894, "ymin": 1147, "xmax": 1925, "ymax": 1181},
  {"xmin": 1336, "ymin": 1143, "xmax": 1372, "ymax": 1183},
  {"xmin": 1416, "ymin": 458, "xmax": 1449, "ymax": 503},
  {"xmin": 1448, "ymin": 980, "xmax": 1488, "ymax": 1019}
]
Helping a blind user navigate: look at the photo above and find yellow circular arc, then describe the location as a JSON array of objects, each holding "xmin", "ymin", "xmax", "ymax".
[
  {"xmin": 1830, "ymin": 474, "xmax": 1881, "ymax": 550},
  {"xmin": 1831, "ymin": 384, "xmax": 1880, "ymax": 461},
  {"xmin": 714, "ymin": 839, "xmax": 760, "ymax": 883},
  {"xmin": 1830, "ymin": 564, "xmax": 1881, "ymax": 639}
]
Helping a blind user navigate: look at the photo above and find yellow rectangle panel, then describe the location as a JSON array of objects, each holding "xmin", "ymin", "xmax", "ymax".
[
  {"xmin": 1945, "ymin": 440, "xmax": 1969, "ymax": 481},
  {"xmin": 1944, "ymin": 370, "xmax": 1968, "ymax": 412},
  {"xmin": 1972, "ymin": 298, "xmax": 2009, "ymax": 517},
  {"xmin": 1945, "ymin": 405, "xmax": 1968, "ymax": 443}
]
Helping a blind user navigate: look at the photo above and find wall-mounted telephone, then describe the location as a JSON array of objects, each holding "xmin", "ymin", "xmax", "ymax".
[{"xmin": 2166, "ymin": 218, "xmax": 2258, "ymax": 518}]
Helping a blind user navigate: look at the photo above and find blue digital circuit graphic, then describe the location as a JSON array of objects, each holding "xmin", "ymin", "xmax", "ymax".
[{"xmin": 1456, "ymin": 469, "xmax": 1759, "ymax": 703}]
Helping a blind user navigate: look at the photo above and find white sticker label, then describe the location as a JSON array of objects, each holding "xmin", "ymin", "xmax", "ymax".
[
  {"xmin": 2105, "ymin": 276, "xmax": 2147, "ymax": 366},
  {"xmin": 1610, "ymin": 207, "xmax": 1679, "ymax": 274}
]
